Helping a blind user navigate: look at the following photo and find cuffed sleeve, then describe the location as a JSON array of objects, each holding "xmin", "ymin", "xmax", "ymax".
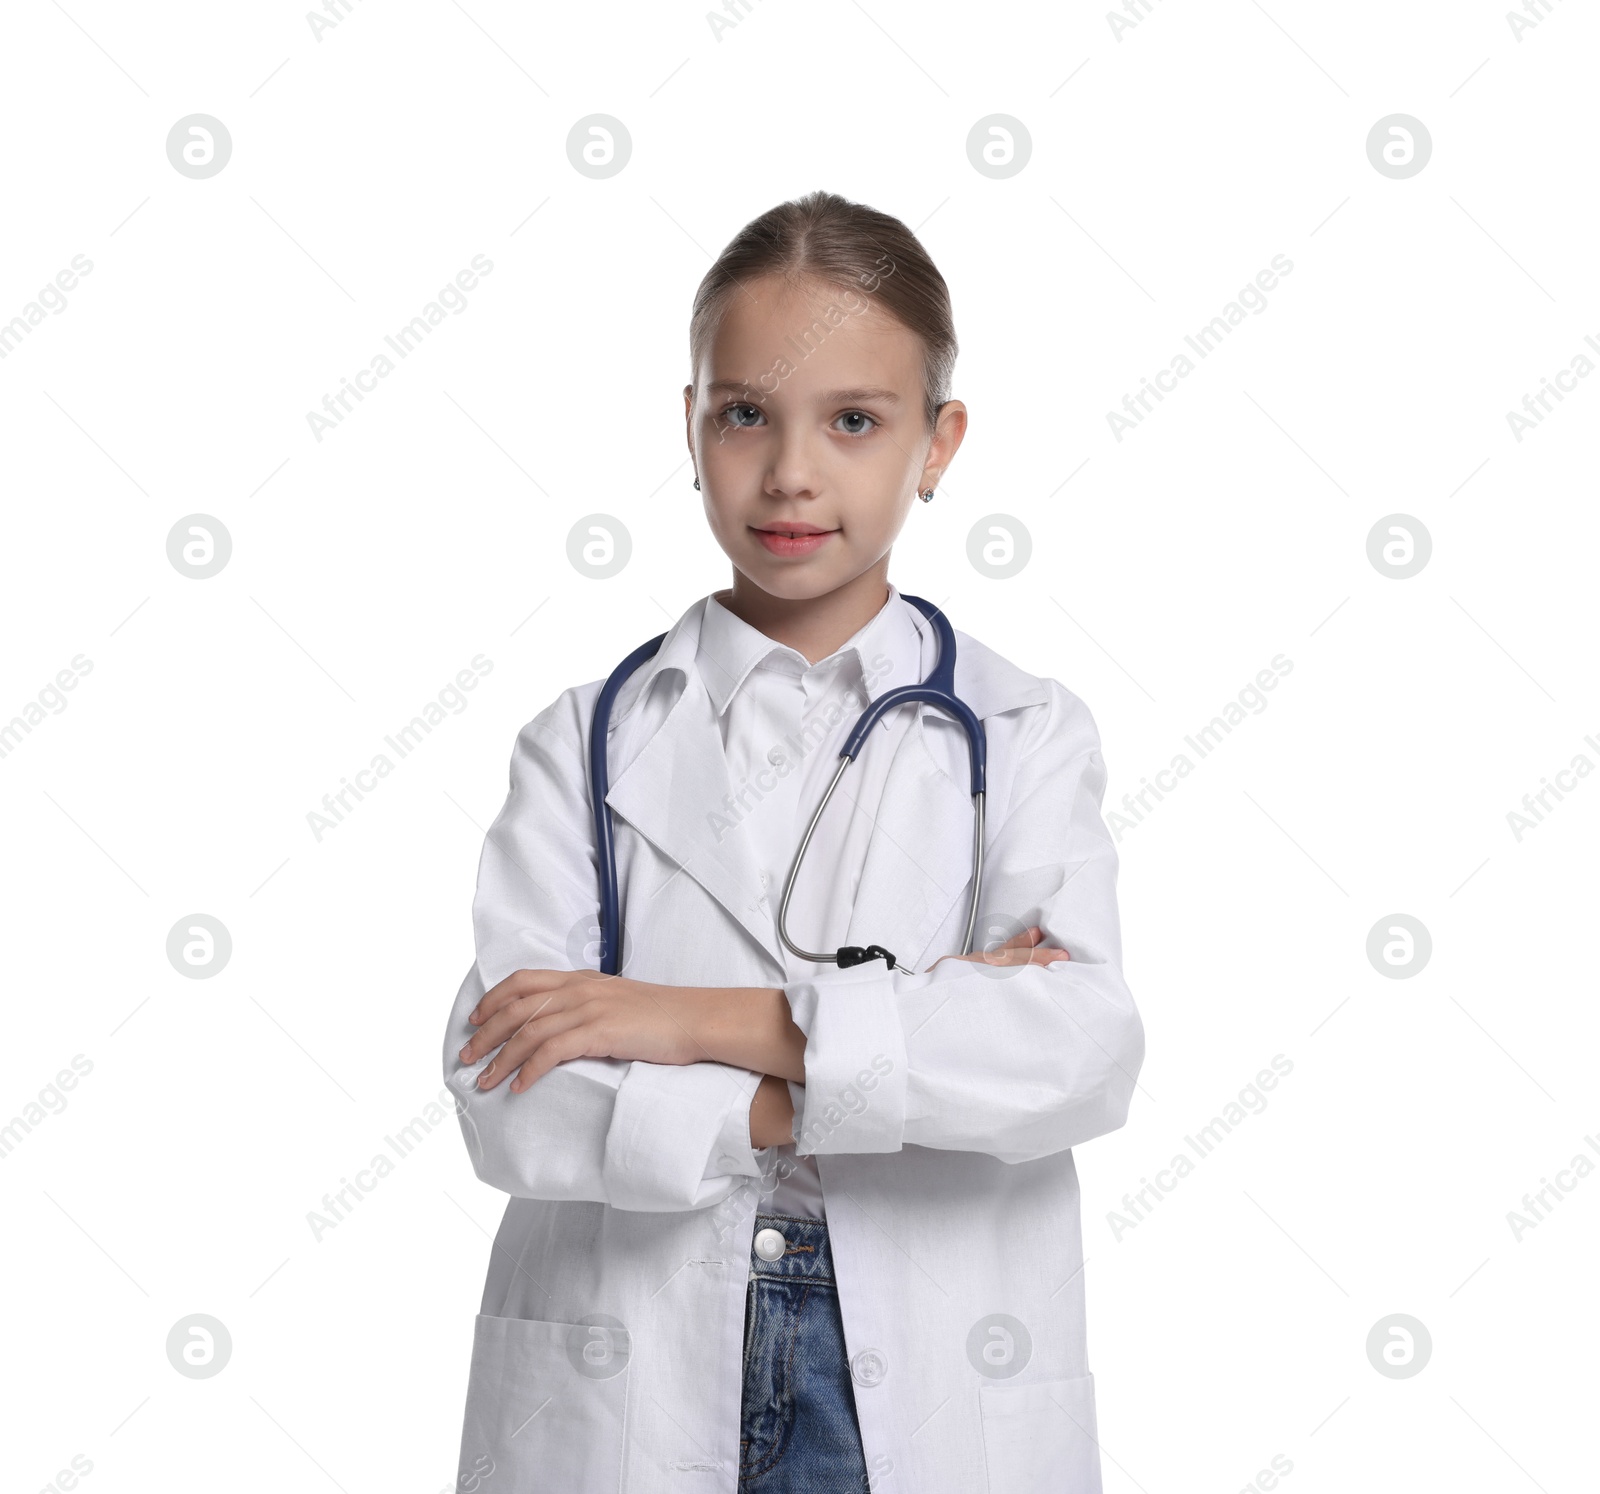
[
  {"xmin": 783, "ymin": 1081, "xmax": 806, "ymax": 1143},
  {"xmin": 783, "ymin": 966, "xmax": 908, "ymax": 1154},
  {"xmin": 781, "ymin": 681, "xmax": 1145, "ymax": 1166},
  {"xmin": 605, "ymin": 1058, "xmax": 763, "ymax": 1211},
  {"xmin": 443, "ymin": 692, "xmax": 767, "ymax": 1211}
]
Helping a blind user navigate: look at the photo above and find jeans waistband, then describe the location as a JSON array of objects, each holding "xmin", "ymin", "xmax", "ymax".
[{"xmin": 749, "ymin": 1213, "xmax": 835, "ymax": 1282}]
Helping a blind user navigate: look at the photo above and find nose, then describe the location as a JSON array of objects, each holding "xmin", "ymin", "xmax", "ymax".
[{"xmin": 764, "ymin": 426, "xmax": 823, "ymax": 502}]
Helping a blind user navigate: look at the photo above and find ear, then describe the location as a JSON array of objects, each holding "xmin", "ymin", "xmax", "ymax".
[{"xmin": 930, "ymin": 398, "xmax": 969, "ymax": 474}]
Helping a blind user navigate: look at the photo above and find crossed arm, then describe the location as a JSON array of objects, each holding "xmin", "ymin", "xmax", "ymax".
[
  {"xmin": 457, "ymin": 928, "xmax": 1071, "ymax": 1147},
  {"xmin": 450, "ymin": 681, "xmax": 1138, "ymax": 1206}
]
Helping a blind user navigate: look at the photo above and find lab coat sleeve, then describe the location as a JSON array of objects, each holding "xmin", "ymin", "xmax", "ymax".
[
  {"xmin": 780, "ymin": 681, "xmax": 1145, "ymax": 1166},
  {"xmin": 443, "ymin": 692, "xmax": 766, "ymax": 1211}
]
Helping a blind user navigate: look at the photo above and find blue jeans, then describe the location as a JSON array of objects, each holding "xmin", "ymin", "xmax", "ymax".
[{"xmin": 739, "ymin": 1213, "xmax": 871, "ymax": 1492}]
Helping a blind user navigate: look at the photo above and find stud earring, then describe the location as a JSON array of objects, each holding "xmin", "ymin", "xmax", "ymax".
[
  {"xmin": 693, "ymin": 477, "xmax": 701, "ymax": 490},
  {"xmin": 918, "ymin": 487, "xmax": 934, "ymax": 502}
]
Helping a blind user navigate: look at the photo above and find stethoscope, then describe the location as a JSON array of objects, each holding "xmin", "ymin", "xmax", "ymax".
[{"xmin": 589, "ymin": 593, "xmax": 987, "ymax": 977}]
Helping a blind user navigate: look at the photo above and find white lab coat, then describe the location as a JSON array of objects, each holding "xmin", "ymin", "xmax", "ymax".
[{"xmin": 443, "ymin": 589, "xmax": 1145, "ymax": 1494}]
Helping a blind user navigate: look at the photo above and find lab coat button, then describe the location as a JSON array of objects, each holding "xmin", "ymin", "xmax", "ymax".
[
  {"xmin": 753, "ymin": 1228, "xmax": 787, "ymax": 1261},
  {"xmin": 851, "ymin": 1348, "xmax": 888, "ymax": 1387}
]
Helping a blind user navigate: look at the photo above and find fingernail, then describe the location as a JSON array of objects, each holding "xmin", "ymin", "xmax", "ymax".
[{"xmin": 459, "ymin": 1044, "xmax": 471, "ymax": 1061}]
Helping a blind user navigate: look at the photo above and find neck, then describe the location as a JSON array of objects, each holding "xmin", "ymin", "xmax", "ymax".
[{"xmin": 715, "ymin": 562, "xmax": 892, "ymax": 665}]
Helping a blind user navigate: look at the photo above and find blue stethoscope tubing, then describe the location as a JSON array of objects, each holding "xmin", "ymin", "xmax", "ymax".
[{"xmin": 588, "ymin": 593, "xmax": 987, "ymax": 976}]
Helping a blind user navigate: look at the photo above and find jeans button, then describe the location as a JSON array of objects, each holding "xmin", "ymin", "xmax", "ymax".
[{"xmin": 753, "ymin": 1227, "xmax": 787, "ymax": 1261}]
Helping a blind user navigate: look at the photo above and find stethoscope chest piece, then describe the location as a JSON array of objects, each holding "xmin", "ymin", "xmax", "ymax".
[{"xmin": 835, "ymin": 943, "xmax": 900, "ymax": 971}]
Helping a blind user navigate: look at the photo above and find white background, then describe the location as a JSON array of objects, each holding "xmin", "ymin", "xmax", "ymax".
[{"xmin": 2, "ymin": 1, "xmax": 1596, "ymax": 1490}]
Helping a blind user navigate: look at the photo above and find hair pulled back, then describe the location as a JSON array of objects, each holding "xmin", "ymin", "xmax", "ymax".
[{"xmin": 689, "ymin": 190, "xmax": 958, "ymax": 432}]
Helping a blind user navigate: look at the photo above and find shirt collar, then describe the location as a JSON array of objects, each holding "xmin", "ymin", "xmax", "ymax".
[
  {"xmin": 605, "ymin": 584, "xmax": 1050, "ymax": 730},
  {"xmin": 696, "ymin": 581, "xmax": 927, "ymax": 718}
]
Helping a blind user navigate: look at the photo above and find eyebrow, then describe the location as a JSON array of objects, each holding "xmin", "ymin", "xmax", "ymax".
[{"xmin": 705, "ymin": 380, "xmax": 902, "ymax": 405}]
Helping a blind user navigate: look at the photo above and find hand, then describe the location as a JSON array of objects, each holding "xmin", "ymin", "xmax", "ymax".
[
  {"xmin": 924, "ymin": 924, "xmax": 1070, "ymax": 974},
  {"xmin": 459, "ymin": 969, "xmax": 705, "ymax": 1093}
]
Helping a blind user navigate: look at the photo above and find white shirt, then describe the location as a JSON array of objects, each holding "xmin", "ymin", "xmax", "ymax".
[{"xmin": 696, "ymin": 584, "xmax": 930, "ymax": 1218}]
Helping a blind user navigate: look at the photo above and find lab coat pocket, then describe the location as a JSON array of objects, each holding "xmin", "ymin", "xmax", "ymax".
[
  {"xmin": 978, "ymin": 1372, "xmax": 1101, "ymax": 1494},
  {"xmin": 457, "ymin": 1313, "xmax": 631, "ymax": 1492}
]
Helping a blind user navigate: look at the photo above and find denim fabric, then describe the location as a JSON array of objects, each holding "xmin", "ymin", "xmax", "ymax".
[{"xmin": 739, "ymin": 1213, "xmax": 870, "ymax": 1492}]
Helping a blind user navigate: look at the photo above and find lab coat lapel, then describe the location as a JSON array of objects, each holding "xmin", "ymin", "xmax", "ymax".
[
  {"xmin": 603, "ymin": 668, "xmax": 785, "ymax": 972},
  {"xmin": 843, "ymin": 705, "xmax": 978, "ymax": 976}
]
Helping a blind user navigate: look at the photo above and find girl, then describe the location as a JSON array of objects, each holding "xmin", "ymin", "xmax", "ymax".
[{"xmin": 444, "ymin": 190, "xmax": 1144, "ymax": 1494}]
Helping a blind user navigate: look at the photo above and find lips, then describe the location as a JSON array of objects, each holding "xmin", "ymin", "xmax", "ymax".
[{"xmin": 753, "ymin": 524, "xmax": 836, "ymax": 558}]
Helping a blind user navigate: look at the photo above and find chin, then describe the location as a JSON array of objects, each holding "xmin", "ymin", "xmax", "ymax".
[
  {"xmin": 749, "ymin": 567, "xmax": 813, "ymax": 590},
  {"xmin": 744, "ymin": 567, "xmax": 835, "ymax": 601}
]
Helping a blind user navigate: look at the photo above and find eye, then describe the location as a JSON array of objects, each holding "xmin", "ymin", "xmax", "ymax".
[
  {"xmin": 835, "ymin": 410, "xmax": 876, "ymax": 436},
  {"xmin": 721, "ymin": 402, "xmax": 764, "ymax": 428}
]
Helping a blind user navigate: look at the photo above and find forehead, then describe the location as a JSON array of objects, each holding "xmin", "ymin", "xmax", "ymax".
[{"xmin": 700, "ymin": 273, "xmax": 920, "ymax": 397}]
